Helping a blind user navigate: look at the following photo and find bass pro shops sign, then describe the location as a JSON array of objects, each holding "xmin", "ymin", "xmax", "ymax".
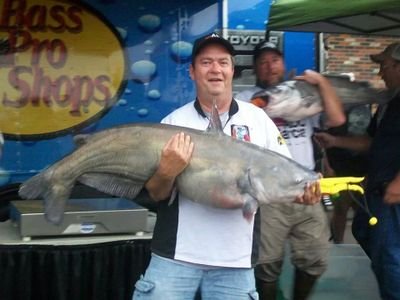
[{"xmin": 0, "ymin": 0, "xmax": 126, "ymax": 138}]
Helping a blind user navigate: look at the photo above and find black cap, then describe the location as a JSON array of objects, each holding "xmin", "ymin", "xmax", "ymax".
[
  {"xmin": 253, "ymin": 40, "xmax": 282, "ymax": 62},
  {"xmin": 192, "ymin": 33, "xmax": 235, "ymax": 63}
]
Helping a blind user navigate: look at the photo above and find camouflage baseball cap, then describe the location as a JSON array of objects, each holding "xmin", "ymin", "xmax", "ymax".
[
  {"xmin": 370, "ymin": 42, "xmax": 400, "ymax": 63},
  {"xmin": 253, "ymin": 40, "xmax": 283, "ymax": 61}
]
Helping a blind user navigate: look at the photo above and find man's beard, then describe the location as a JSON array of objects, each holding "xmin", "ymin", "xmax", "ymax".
[{"xmin": 257, "ymin": 76, "xmax": 284, "ymax": 88}]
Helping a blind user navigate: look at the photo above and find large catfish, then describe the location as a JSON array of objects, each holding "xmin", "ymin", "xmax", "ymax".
[
  {"xmin": 19, "ymin": 114, "xmax": 319, "ymax": 225},
  {"xmin": 251, "ymin": 74, "xmax": 392, "ymax": 122}
]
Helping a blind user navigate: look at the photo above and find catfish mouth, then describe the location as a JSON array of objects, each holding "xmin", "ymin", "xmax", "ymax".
[
  {"xmin": 250, "ymin": 93, "xmax": 270, "ymax": 107},
  {"xmin": 278, "ymin": 176, "xmax": 319, "ymax": 201}
]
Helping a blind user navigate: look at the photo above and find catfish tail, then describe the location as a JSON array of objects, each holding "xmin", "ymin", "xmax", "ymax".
[
  {"xmin": 19, "ymin": 172, "xmax": 46, "ymax": 200},
  {"xmin": 19, "ymin": 171, "xmax": 74, "ymax": 225}
]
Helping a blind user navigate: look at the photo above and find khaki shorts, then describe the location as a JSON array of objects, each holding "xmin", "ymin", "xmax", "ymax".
[{"xmin": 256, "ymin": 202, "xmax": 330, "ymax": 280}]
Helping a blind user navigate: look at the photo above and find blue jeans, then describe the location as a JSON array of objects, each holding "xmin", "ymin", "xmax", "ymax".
[
  {"xmin": 352, "ymin": 191, "xmax": 400, "ymax": 300},
  {"xmin": 132, "ymin": 255, "xmax": 258, "ymax": 300}
]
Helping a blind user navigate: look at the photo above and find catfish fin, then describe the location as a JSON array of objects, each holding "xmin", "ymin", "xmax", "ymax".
[
  {"xmin": 206, "ymin": 98, "xmax": 224, "ymax": 134},
  {"xmin": 19, "ymin": 170, "xmax": 73, "ymax": 225},
  {"xmin": 242, "ymin": 193, "xmax": 259, "ymax": 222},
  {"xmin": 237, "ymin": 168, "xmax": 268, "ymax": 204},
  {"xmin": 44, "ymin": 184, "xmax": 71, "ymax": 225},
  {"xmin": 78, "ymin": 173, "xmax": 144, "ymax": 199}
]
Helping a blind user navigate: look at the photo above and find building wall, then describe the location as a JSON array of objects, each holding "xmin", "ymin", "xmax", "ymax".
[{"xmin": 323, "ymin": 33, "xmax": 398, "ymax": 88}]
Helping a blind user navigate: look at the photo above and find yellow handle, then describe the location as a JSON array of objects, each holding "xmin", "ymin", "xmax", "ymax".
[
  {"xmin": 319, "ymin": 177, "xmax": 378, "ymax": 226},
  {"xmin": 319, "ymin": 177, "xmax": 365, "ymax": 195}
]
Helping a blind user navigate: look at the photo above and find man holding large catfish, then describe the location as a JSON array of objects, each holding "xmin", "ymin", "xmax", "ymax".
[{"xmin": 133, "ymin": 34, "xmax": 321, "ymax": 300}]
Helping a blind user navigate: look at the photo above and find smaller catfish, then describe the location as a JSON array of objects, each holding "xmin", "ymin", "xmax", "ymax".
[
  {"xmin": 19, "ymin": 104, "xmax": 319, "ymax": 225},
  {"xmin": 251, "ymin": 74, "xmax": 392, "ymax": 122}
]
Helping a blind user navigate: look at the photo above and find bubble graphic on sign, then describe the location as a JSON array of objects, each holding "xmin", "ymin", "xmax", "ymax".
[
  {"xmin": 117, "ymin": 98, "xmax": 128, "ymax": 106},
  {"xmin": 137, "ymin": 108, "xmax": 149, "ymax": 117},
  {"xmin": 131, "ymin": 60, "xmax": 157, "ymax": 83},
  {"xmin": 137, "ymin": 108, "xmax": 149, "ymax": 118},
  {"xmin": 170, "ymin": 41, "xmax": 193, "ymax": 63},
  {"xmin": 236, "ymin": 25, "xmax": 245, "ymax": 30},
  {"xmin": 0, "ymin": 167, "xmax": 10, "ymax": 186},
  {"xmin": 148, "ymin": 89, "xmax": 161, "ymax": 100},
  {"xmin": 138, "ymin": 15, "xmax": 161, "ymax": 33}
]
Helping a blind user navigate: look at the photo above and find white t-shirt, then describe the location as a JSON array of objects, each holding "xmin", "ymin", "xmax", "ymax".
[
  {"xmin": 273, "ymin": 117, "xmax": 320, "ymax": 170},
  {"xmin": 235, "ymin": 87, "xmax": 263, "ymax": 103},
  {"xmin": 151, "ymin": 99, "xmax": 290, "ymax": 268},
  {"xmin": 236, "ymin": 86, "xmax": 320, "ymax": 169}
]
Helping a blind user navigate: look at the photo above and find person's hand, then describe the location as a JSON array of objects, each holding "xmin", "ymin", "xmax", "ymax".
[
  {"xmin": 158, "ymin": 132, "xmax": 194, "ymax": 179},
  {"xmin": 384, "ymin": 176, "xmax": 400, "ymax": 204},
  {"xmin": 294, "ymin": 181, "xmax": 321, "ymax": 205},
  {"xmin": 144, "ymin": 132, "xmax": 194, "ymax": 202},
  {"xmin": 294, "ymin": 69, "xmax": 325, "ymax": 86},
  {"xmin": 313, "ymin": 132, "xmax": 337, "ymax": 149}
]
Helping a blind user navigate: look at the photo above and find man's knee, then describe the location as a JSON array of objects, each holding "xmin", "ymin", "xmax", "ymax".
[
  {"xmin": 292, "ymin": 251, "xmax": 329, "ymax": 277},
  {"xmin": 291, "ymin": 242, "xmax": 329, "ymax": 276},
  {"xmin": 255, "ymin": 260, "xmax": 283, "ymax": 282},
  {"xmin": 294, "ymin": 259, "xmax": 328, "ymax": 277}
]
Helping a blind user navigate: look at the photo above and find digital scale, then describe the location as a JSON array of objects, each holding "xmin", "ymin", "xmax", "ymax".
[{"xmin": 9, "ymin": 198, "xmax": 149, "ymax": 241}]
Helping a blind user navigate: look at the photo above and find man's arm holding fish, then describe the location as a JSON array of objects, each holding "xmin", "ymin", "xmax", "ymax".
[
  {"xmin": 145, "ymin": 132, "xmax": 194, "ymax": 201},
  {"xmin": 295, "ymin": 69, "xmax": 346, "ymax": 127},
  {"xmin": 315, "ymin": 139, "xmax": 400, "ymax": 205},
  {"xmin": 314, "ymin": 132, "xmax": 371, "ymax": 153}
]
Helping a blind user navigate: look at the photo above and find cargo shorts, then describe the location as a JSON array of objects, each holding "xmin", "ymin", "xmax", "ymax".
[{"xmin": 255, "ymin": 202, "xmax": 330, "ymax": 281}]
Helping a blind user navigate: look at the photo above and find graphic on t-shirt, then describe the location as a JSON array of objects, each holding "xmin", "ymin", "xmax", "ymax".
[
  {"xmin": 277, "ymin": 134, "xmax": 286, "ymax": 145},
  {"xmin": 231, "ymin": 125, "xmax": 250, "ymax": 142},
  {"xmin": 275, "ymin": 119, "xmax": 307, "ymax": 140}
]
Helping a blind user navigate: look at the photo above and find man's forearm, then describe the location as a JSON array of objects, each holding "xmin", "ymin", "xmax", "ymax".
[
  {"xmin": 334, "ymin": 135, "xmax": 371, "ymax": 152},
  {"xmin": 145, "ymin": 171, "xmax": 176, "ymax": 202},
  {"xmin": 318, "ymin": 77, "xmax": 346, "ymax": 128}
]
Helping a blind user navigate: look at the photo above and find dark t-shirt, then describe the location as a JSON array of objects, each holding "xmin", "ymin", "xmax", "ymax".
[
  {"xmin": 367, "ymin": 96, "xmax": 400, "ymax": 190},
  {"xmin": 324, "ymin": 105, "xmax": 371, "ymax": 176}
]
